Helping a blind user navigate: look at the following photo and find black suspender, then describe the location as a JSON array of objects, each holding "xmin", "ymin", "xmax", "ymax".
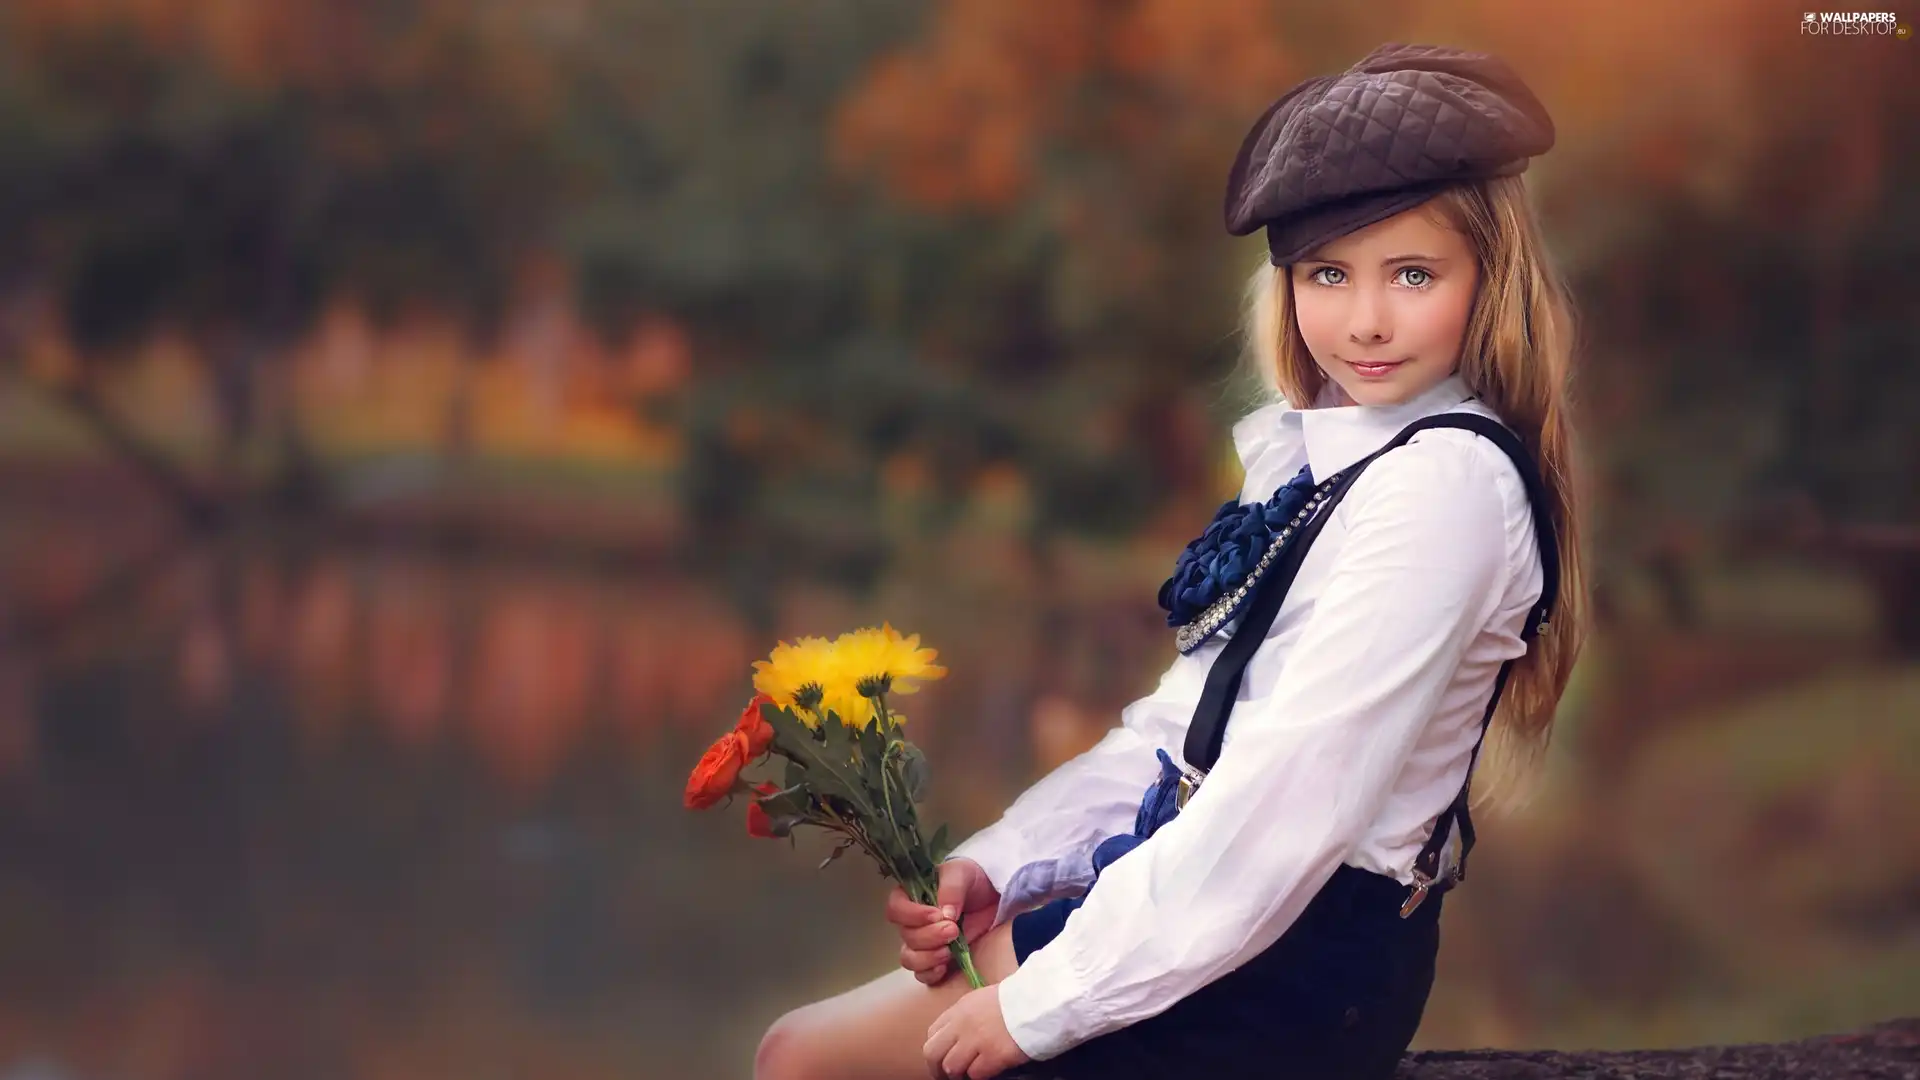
[{"xmin": 1180, "ymin": 412, "xmax": 1560, "ymax": 915}]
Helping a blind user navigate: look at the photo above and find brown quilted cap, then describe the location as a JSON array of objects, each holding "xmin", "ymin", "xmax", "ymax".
[{"xmin": 1224, "ymin": 43, "xmax": 1555, "ymax": 265}]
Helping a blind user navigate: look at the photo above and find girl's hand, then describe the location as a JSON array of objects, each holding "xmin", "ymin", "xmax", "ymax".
[
  {"xmin": 886, "ymin": 858, "xmax": 999, "ymax": 985},
  {"xmin": 925, "ymin": 984, "xmax": 1030, "ymax": 1079}
]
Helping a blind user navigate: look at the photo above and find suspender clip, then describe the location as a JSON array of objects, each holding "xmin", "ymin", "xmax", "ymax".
[
  {"xmin": 1174, "ymin": 765, "xmax": 1206, "ymax": 810},
  {"xmin": 1399, "ymin": 867, "xmax": 1433, "ymax": 919}
]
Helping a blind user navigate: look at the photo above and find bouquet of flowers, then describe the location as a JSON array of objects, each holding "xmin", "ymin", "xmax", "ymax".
[{"xmin": 682, "ymin": 623, "xmax": 984, "ymax": 988}]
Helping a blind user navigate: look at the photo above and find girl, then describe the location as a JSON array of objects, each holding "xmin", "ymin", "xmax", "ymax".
[{"xmin": 755, "ymin": 42, "xmax": 1588, "ymax": 1080}]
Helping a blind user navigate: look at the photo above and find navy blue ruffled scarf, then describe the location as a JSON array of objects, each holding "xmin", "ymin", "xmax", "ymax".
[{"xmin": 1157, "ymin": 462, "xmax": 1318, "ymax": 644}]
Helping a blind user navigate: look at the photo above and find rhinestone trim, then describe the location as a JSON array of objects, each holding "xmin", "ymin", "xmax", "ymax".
[{"xmin": 1173, "ymin": 470, "xmax": 1342, "ymax": 654}]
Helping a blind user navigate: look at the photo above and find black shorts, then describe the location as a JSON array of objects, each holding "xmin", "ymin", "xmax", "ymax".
[{"xmin": 1005, "ymin": 864, "xmax": 1442, "ymax": 1080}]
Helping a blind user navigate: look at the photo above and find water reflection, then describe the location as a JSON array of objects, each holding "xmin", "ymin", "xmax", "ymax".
[
  {"xmin": 0, "ymin": 511, "xmax": 921, "ymax": 1079},
  {"xmin": 1, "ymin": 502, "xmax": 1915, "ymax": 1078}
]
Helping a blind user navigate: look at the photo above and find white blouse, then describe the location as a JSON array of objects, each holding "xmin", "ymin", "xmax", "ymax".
[{"xmin": 946, "ymin": 371, "xmax": 1546, "ymax": 1061}]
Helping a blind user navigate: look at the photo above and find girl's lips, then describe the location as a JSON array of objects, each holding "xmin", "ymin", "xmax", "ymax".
[{"xmin": 1346, "ymin": 358, "xmax": 1405, "ymax": 377}]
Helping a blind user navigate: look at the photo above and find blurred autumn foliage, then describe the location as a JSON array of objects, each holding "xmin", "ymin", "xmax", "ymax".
[
  {"xmin": 3, "ymin": 0, "xmax": 1913, "ymax": 536},
  {"xmin": 0, "ymin": 0, "xmax": 1914, "ymax": 1078}
]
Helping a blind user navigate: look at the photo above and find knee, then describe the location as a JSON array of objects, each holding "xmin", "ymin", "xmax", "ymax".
[{"xmin": 753, "ymin": 1009, "xmax": 821, "ymax": 1080}]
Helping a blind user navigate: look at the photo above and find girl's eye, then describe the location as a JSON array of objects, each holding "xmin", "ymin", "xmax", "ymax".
[
  {"xmin": 1397, "ymin": 267, "xmax": 1433, "ymax": 288},
  {"xmin": 1308, "ymin": 267, "xmax": 1345, "ymax": 286}
]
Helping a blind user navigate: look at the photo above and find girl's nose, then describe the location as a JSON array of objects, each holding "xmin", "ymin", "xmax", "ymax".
[{"xmin": 1347, "ymin": 289, "xmax": 1392, "ymax": 344}]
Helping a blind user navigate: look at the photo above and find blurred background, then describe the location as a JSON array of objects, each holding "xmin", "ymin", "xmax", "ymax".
[{"xmin": 0, "ymin": 0, "xmax": 1914, "ymax": 1077}]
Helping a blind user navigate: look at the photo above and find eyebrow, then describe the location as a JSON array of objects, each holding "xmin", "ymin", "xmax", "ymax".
[{"xmin": 1301, "ymin": 254, "xmax": 1449, "ymax": 268}]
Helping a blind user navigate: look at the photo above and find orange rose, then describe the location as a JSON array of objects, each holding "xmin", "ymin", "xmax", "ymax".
[
  {"xmin": 684, "ymin": 731, "xmax": 749, "ymax": 810},
  {"xmin": 735, "ymin": 692, "xmax": 777, "ymax": 759},
  {"xmin": 745, "ymin": 781, "xmax": 782, "ymax": 839}
]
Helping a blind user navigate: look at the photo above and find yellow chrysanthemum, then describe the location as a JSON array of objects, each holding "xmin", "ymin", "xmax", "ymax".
[
  {"xmin": 830, "ymin": 623, "xmax": 948, "ymax": 722},
  {"xmin": 752, "ymin": 624, "xmax": 947, "ymax": 730},
  {"xmin": 818, "ymin": 680, "xmax": 880, "ymax": 730},
  {"xmin": 750, "ymin": 636, "xmax": 839, "ymax": 728}
]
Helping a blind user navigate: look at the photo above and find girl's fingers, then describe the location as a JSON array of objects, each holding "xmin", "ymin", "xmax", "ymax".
[
  {"xmin": 884, "ymin": 888, "xmax": 936, "ymax": 928},
  {"xmin": 941, "ymin": 1042, "xmax": 976, "ymax": 1080},
  {"xmin": 914, "ymin": 963, "xmax": 949, "ymax": 986},
  {"xmin": 899, "ymin": 944, "xmax": 952, "ymax": 974},
  {"xmin": 899, "ymin": 919, "xmax": 962, "ymax": 951},
  {"xmin": 924, "ymin": 1020, "xmax": 957, "ymax": 1080}
]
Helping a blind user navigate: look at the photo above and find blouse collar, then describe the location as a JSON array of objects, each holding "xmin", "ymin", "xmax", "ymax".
[{"xmin": 1230, "ymin": 372, "xmax": 1484, "ymax": 489}]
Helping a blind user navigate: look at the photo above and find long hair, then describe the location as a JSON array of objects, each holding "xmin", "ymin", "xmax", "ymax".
[{"xmin": 1238, "ymin": 174, "xmax": 1589, "ymax": 810}]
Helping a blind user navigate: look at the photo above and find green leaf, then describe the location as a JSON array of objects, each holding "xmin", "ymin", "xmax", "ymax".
[
  {"xmin": 764, "ymin": 705, "xmax": 880, "ymax": 828},
  {"xmin": 878, "ymin": 752, "xmax": 932, "ymax": 880},
  {"xmin": 818, "ymin": 714, "xmax": 860, "ymax": 767},
  {"xmin": 756, "ymin": 785, "xmax": 813, "ymax": 823},
  {"xmin": 748, "ymin": 777, "xmax": 819, "ymax": 840},
  {"xmin": 898, "ymin": 743, "xmax": 930, "ymax": 803},
  {"xmin": 765, "ymin": 813, "xmax": 808, "ymax": 839},
  {"xmin": 818, "ymin": 837, "xmax": 855, "ymax": 870},
  {"xmin": 857, "ymin": 717, "xmax": 887, "ymax": 767},
  {"xmin": 929, "ymin": 823, "xmax": 952, "ymax": 864}
]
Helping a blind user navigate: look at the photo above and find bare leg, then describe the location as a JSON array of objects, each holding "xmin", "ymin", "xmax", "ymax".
[{"xmin": 755, "ymin": 920, "xmax": 1022, "ymax": 1080}]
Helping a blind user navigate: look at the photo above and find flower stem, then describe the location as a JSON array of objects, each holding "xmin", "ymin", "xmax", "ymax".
[
  {"xmin": 909, "ymin": 870, "xmax": 986, "ymax": 990},
  {"xmin": 949, "ymin": 938, "xmax": 985, "ymax": 989}
]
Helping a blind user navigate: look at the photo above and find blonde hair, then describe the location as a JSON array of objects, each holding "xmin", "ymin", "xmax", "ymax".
[{"xmin": 1239, "ymin": 174, "xmax": 1589, "ymax": 810}]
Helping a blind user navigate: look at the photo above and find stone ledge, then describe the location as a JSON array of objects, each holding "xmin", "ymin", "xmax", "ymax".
[{"xmin": 1396, "ymin": 1017, "xmax": 1919, "ymax": 1079}]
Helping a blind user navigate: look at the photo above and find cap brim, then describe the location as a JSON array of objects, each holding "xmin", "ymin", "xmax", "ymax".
[{"xmin": 1264, "ymin": 182, "xmax": 1452, "ymax": 266}]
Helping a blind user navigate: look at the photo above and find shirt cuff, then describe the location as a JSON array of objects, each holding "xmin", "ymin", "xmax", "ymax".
[
  {"xmin": 945, "ymin": 828, "xmax": 1029, "ymax": 923},
  {"xmin": 946, "ymin": 831, "xmax": 1078, "ymax": 928},
  {"xmin": 994, "ymin": 936, "xmax": 1102, "ymax": 1060}
]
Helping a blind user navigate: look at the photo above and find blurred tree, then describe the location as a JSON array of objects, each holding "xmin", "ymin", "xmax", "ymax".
[
  {"xmin": 0, "ymin": 0, "xmax": 1910, "ymax": 644},
  {"xmin": 0, "ymin": 0, "xmax": 565, "ymax": 509}
]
